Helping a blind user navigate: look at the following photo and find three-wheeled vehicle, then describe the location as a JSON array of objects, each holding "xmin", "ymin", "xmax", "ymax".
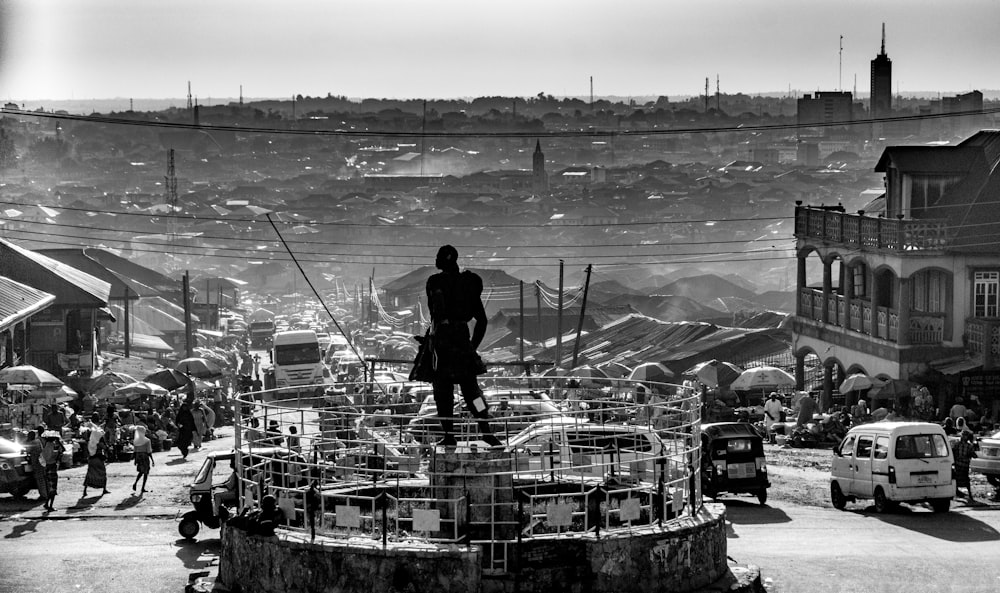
[
  {"xmin": 700, "ymin": 422, "xmax": 770, "ymax": 505},
  {"xmin": 179, "ymin": 446, "xmax": 309, "ymax": 539}
]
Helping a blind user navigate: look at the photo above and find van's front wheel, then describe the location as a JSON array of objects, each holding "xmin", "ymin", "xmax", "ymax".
[
  {"xmin": 930, "ymin": 498, "xmax": 950, "ymax": 513},
  {"xmin": 831, "ymin": 482, "xmax": 847, "ymax": 510},
  {"xmin": 873, "ymin": 487, "xmax": 893, "ymax": 513}
]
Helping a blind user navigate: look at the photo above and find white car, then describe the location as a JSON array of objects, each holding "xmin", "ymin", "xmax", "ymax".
[{"xmin": 504, "ymin": 420, "xmax": 679, "ymax": 482}]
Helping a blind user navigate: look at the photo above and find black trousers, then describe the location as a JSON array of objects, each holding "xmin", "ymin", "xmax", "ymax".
[{"xmin": 432, "ymin": 376, "xmax": 491, "ymax": 437}]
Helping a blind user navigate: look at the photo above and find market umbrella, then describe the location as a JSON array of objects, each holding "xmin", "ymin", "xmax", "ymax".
[
  {"xmin": 628, "ymin": 362, "xmax": 675, "ymax": 394},
  {"xmin": 113, "ymin": 381, "xmax": 168, "ymax": 399},
  {"xmin": 869, "ymin": 378, "xmax": 914, "ymax": 401},
  {"xmin": 729, "ymin": 365, "xmax": 796, "ymax": 391},
  {"xmin": 838, "ymin": 373, "xmax": 874, "ymax": 395},
  {"xmin": 174, "ymin": 357, "xmax": 224, "ymax": 379},
  {"xmin": 26, "ymin": 384, "xmax": 77, "ymax": 403},
  {"xmin": 90, "ymin": 371, "xmax": 137, "ymax": 393},
  {"xmin": 685, "ymin": 359, "xmax": 743, "ymax": 388},
  {"xmin": 144, "ymin": 368, "xmax": 193, "ymax": 391},
  {"xmin": 596, "ymin": 361, "xmax": 633, "ymax": 379},
  {"xmin": 569, "ymin": 365, "xmax": 610, "ymax": 388},
  {"xmin": 0, "ymin": 365, "xmax": 63, "ymax": 386}
]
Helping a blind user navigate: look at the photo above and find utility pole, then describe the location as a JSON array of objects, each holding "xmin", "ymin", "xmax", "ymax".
[
  {"xmin": 123, "ymin": 286, "xmax": 130, "ymax": 359},
  {"xmin": 571, "ymin": 265, "xmax": 593, "ymax": 368},
  {"xmin": 590, "ymin": 76, "xmax": 594, "ymax": 111},
  {"xmin": 183, "ymin": 271, "xmax": 194, "ymax": 358},
  {"xmin": 704, "ymin": 78, "xmax": 709, "ymax": 113},
  {"xmin": 165, "ymin": 149, "xmax": 177, "ymax": 247},
  {"xmin": 555, "ymin": 260, "xmax": 564, "ymax": 370},
  {"xmin": 535, "ymin": 282, "xmax": 543, "ymax": 357},
  {"xmin": 519, "ymin": 281, "xmax": 525, "ymax": 367}
]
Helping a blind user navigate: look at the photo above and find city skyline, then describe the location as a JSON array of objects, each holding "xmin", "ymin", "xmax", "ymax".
[{"xmin": 1, "ymin": 0, "xmax": 999, "ymax": 104}]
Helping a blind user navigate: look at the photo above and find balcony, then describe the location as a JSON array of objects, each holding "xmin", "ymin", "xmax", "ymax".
[
  {"xmin": 965, "ymin": 317, "xmax": 1000, "ymax": 362},
  {"xmin": 799, "ymin": 287, "xmax": 944, "ymax": 345},
  {"xmin": 795, "ymin": 205, "xmax": 949, "ymax": 251}
]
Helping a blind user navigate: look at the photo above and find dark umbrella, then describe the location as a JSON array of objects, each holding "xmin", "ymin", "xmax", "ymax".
[
  {"xmin": 175, "ymin": 357, "xmax": 224, "ymax": 379},
  {"xmin": 144, "ymin": 368, "xmax": 193, "ymax": 391},
  {"xmin": 870, "ymin": 379, "xmax": 914, "ymax": 401}
]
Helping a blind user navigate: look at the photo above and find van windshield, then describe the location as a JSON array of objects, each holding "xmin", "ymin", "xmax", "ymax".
[{"xmin": 894, "ymin": 434, "xmax": 949, "ymax": 459}]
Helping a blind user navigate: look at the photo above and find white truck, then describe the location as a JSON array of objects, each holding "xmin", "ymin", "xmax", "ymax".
[{"xmin": 264, "ymin": 329, "xmax": 332, "ymax": 397}]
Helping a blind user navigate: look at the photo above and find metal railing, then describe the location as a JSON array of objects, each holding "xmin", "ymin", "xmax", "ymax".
[{"xmin": 230, "ymin": 374, "xmax": 702, "ymax": 552}]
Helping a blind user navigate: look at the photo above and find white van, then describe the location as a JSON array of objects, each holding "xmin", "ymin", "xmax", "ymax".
[{"xmin": 830, "ymin": 422, "xmax": 955, "ymax": 513}]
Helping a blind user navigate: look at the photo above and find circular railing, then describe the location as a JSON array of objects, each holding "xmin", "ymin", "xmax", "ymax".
[{"xmin": 230, "ymin": 375, "xmax": 702, "ymax": 551}]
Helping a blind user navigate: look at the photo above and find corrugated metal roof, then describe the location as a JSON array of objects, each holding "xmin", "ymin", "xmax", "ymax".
[
  {"xmin": 0, "ymin": 239, "xmax": 110, "ymax": 306},
  {"xmin": 0, "ymin": 275, "xmax": 56, "ymax": 330}
]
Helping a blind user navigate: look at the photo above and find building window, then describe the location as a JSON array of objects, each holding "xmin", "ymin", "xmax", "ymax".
[
  {"xmin": 852, "ymin": 263, "xmax": 867, "ymax": 299},
  {"xmin": 911, "ymin": 270, "xmax": 947, "ymax": 313},
  {"xmin": 974, "ymin": 271, "xmax": 999, "ymax": 318}
]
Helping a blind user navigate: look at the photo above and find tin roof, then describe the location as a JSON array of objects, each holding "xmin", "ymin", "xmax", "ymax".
[
  {"xmin": 0, "ymin": 239, "xmax": 110, "ymax": 307},
  {"xmin": 0, "ymin": 275, "xmax": 56, "ymax": 330}
]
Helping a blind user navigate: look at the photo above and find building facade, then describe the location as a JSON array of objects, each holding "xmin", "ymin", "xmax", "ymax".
[{"xmin": 791, "ymin": 131, "xmax": 1000, "ymax": 417}]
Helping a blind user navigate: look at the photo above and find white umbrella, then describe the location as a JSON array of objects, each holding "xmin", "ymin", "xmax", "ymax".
[
  {"xmin": 730, "ymin": 366, "xmax": 796, "ymax": 391},
  {"xmin": 0, "ymin": 365, "xmax": 63, "ymax": 386},
  {"xmin": 838, "ymin": 373, "xmax": 874, "ymax": 395}
]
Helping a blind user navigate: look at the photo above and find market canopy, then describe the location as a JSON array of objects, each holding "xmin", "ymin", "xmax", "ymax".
[{"xmin": 0, "ymin": 365, "xmax": 63, "ymax": 386}]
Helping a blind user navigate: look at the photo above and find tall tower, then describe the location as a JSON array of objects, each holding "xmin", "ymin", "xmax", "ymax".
[
  {"xmin": 532, "ymin": 140, "xmax": 548, "ymax": 192},
  {"xmin": 870, "ymin": 23, "xmax": 892, "ymax": 120}
]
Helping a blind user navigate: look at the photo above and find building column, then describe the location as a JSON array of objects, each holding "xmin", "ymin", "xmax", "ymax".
[
  {"xmin": 795, "ymin": 353, "xmax": 805, "ymax": 391},
  {"xmin": 896, "ymin": 276, "xmax": 910, "ymax": 345},
  {"xmin": 843, "ymin": 263, "xmax": 854, "ymax": 331},
  {"xmin": 868, "ymin": 271, "xmax": 880, "ymax": 337},
  {"xmin": 822, "ymin": 364, "xmax": 834, "ymax": 412},
  {"xmin": 796, "ymin": 255, "xmax": 807, "ymax": 316},
  {"xmin": 821, "ymin": 259, "xmax": 832, "ymax": 324}
]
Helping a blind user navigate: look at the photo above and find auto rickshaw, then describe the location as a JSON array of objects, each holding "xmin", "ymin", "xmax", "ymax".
[
  {"xmin": 179, "ymin": 446, "xmax": 309, "ymax": 539},
  {"xmin": 700, "ymin": 422, "xmax": 770, "ymax": 505}
]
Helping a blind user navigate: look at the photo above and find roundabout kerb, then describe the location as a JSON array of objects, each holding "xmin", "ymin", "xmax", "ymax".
[{"xmin": 220, "ymin": 375, "xmax": 730, "ymax": 593}]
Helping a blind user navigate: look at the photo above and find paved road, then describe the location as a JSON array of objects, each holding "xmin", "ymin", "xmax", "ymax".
[
  {"xmin": 0, "ymin": 518, "xmax": 219, "ymax": 593},
  {"xmin": 725, "ymin": 497, "xmax": 1000, "ymax": 593}
]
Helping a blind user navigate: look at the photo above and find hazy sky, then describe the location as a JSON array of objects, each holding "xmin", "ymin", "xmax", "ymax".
[{"xmin": 2, "ymin": 0, "xmax": 998, "ymax": 103}]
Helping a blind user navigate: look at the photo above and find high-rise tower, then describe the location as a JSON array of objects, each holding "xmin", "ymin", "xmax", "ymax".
[
  {"xmin": 532, "ymin": 140, "xmax": 548, "ymax": 192},
  {"xmin": 870, "ymin": 23, "xmax": 892, "ymax": 120}
]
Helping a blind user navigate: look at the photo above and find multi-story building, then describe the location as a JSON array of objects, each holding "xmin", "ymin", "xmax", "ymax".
[{"xmin": 791, "ymin": 130, "xmax": 1000, "ymax": 416}]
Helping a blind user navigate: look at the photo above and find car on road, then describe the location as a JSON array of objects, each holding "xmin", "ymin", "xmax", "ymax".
[
  {"xmin": 406, "ymin": 398, "xmax": 565, "ymax": 444},
  {"xmin": 971, "ymin": 428, "xmax": 1000, "ymax": 487},
  {"xmin": 504, "ymin": 419, "xmax": 678, "ymax": 482},
  {"xmin": 0, "ymin": 437, "xmax": 33, "ymax": 498}
]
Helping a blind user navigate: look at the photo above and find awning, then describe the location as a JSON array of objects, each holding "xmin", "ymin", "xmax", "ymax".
[{"xmin": 931, "ymin": 356, "xmax": 983, "ymax": 375}]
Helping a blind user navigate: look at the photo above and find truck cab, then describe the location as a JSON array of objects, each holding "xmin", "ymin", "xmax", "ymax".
[{"xmin": 266, "ymin": 329, "xmax": 332, "ymax": 397}]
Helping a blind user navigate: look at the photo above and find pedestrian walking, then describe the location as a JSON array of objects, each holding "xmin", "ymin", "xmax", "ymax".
[
  {"xmin": 82, "ymin": 423, "xmax": 110, "ymax": 497},
  {"xmin": 23, "ymin": 430, "xmax": 48, "ymax": 503},
  {"xmin": 132, "ymin": 425, "xmax": 155, "ymax": 493},
  {"xmin": 174, "ymin": 402, "xmax": 196, "ymax": 459},
  {"xmin": 424, "ymin": 244, "xmax": 501, "ymax": 448},
  {"xmin": 763, "ymin": 392, "xmax": 783, "ymax": 439},
  {"xmin": 953, "ymin": 431, "xmax": 977, "ymax": 499},
  {"xmin": 39, "ymin": 430, "xmax": 64, "ymax": 511},
  {"xmin": 191, "ymin": 401, "xmax": 206, "ymax": 450}
]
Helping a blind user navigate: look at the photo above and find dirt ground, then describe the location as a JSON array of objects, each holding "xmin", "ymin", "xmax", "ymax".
[{"xmin": 760, "ymin": 442, "xmax": 999, "ymax": 509}]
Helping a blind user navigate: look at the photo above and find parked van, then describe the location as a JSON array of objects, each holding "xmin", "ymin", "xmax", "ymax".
[{"xmin": 830, "ymin": 422, "xmax": 954, "ymax": 513}]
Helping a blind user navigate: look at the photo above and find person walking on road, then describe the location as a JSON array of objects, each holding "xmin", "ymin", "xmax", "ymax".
[
  {"xmin": 39, "ymin": 430, "xmax": 64, "ymax": 511},
  {"xmin": 24, "ymin": 430, "xmax": 48, "ymax": 503},
  {"xmin": 132, "ymin": 425, "xmax": 155, "ymax": 493},
  {"xmin": 425, "ymin": 244, "xmax": 501, "ymax": 448},
  {"xmin": 82, "ymin": 422, "xmax": 110, "ymax": 497},
  {"xmin": 174, "ymin": 402, "xmax": 196, "ymax": 459},
  {"xmin": 190, "ymin": 401, "xmax": 206, "ymax": 450},
  {"xmin": 953, "ymin": 430, "xmax": 977, "ymax": 499},
  {"xmin": 763, "ymin": 392, "xmax": 783, "ymax": 438}
]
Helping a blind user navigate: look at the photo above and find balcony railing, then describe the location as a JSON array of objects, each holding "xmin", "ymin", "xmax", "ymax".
[
  {"xmin": 966, "ymin": 317, "xmax": 1000, "ymax": 360},
  {"xmin": 799, "ymin": 287, "xmax": 920, "ymax": 343},
  {"xmin": 795, "ymin": 205, "xmax": 949, "ymax": 251}
]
